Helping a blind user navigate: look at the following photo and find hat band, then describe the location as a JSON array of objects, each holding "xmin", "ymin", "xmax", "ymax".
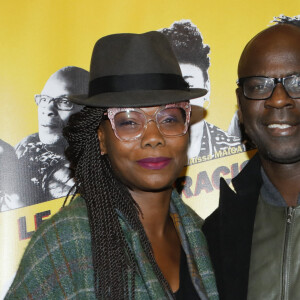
[{"xmin": 88, "ymin": 73, "xmax": 189, "ymax": 97}]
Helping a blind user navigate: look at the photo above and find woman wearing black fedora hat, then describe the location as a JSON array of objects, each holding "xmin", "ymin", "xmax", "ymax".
[{"xmin": 5, "ymin": 32, "xmax": 218, "ymax": 300}]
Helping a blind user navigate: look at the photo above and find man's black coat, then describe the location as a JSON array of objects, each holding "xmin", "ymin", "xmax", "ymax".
[{"xmin": 203, "ymin": 154, "xmax": 262, "ymax": 300}]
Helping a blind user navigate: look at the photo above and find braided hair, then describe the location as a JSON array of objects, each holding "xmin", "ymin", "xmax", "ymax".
[{"xmin": 64, "ymin": 106, "xmax": 174, "ymax": 299}]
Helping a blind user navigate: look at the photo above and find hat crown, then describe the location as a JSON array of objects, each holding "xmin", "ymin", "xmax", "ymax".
[
  {"xmin": 69, "ymin": 31, "xmax": 207, "ymax": 107},
  {"xmin": 90, "ymin": 31, "xmax": 182, "ymax": 79}
]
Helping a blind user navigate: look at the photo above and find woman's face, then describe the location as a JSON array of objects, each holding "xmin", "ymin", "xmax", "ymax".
[{"xmin": 98, "ymin": 106, "xmax": 189, "ymax": 192}]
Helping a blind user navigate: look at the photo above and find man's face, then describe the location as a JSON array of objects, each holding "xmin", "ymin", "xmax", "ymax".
[
  {"xmin": 36, "ymin": 74, "xmax": 82, "ymax": 145},
  {"xmin": 180, "ymin": 63, "xmax": 210, "ymax": 125},
  {"xmin": 237, "ymin": 25, "xmax": 300, "ymax": 164}
]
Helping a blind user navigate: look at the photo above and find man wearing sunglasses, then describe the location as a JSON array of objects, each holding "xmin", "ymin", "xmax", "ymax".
[
  {"xmin": 15, "ymin": 66, "xmax": 88, "ymax": 204},
  {"xmin": 203, "ymin": 24, "xmax": 300, "ymax": 300}
]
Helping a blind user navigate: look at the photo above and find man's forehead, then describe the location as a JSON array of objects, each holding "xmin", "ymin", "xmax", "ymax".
[
  {"xmin": 40, "ymin": 76, "xmax": 70, "ymax": 98},
  {"xmin": 238, "ymin": 24, "xmax": 300, "ymax": 78}
]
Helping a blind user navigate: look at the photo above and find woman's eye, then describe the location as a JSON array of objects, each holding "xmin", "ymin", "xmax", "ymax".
[
  {"xmin": 117, "ymin": 119, "xmax": 140, "ymax": 127},
  {"xmin": 161, "ymin": 116, "xmax": 177, "ymax": 124}
]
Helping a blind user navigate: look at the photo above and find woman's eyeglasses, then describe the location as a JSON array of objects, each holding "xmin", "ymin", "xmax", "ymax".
[
  {"xmin": 104, "ymin": 102, "xmax": 191, "ymax": 141},
  {"xmin": 35, "ymin": 95, "xmax": 74, "ymax": 111}
]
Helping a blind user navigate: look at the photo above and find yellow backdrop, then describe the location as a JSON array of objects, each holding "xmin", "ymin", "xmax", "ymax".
[{"xmin": 0, "ymin": 0, "xmax": 299, "ymax": 296}]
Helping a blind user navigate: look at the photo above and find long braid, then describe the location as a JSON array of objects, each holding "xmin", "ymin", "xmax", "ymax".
[{"xmin": 64, "ymin": 107, "xmax": 175, "ymax": 299}]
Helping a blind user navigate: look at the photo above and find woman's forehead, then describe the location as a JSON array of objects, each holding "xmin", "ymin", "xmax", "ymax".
[
  {"xmin": 106, "ymin": 106, "xmax": 159, "ymax": 117},
  {"xmin": 107, "ymin": 101, "xmax": 188, "ymax": 112}
]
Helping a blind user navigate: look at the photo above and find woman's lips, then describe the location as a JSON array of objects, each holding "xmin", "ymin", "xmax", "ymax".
[{"xmin": 137, "ymin": 157, "xmax": 172, "ymax": 170}]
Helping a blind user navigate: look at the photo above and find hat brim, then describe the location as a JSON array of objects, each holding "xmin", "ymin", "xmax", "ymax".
[{"xmin": 69, "ymin": 88, "xmax": 207, "ymax": 108}]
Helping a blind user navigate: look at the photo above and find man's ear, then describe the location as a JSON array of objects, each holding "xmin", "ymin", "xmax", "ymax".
[
  {"xmin": 97, "ymin": 124, "xmax": 107, "ymax": 155},
  {"xmin": 236, "ymin": 88, "xmax": 243, "ymax": 125},
  {"xmin": 34, "ymin": 94, "xmax": 40, "ymax": 106}
]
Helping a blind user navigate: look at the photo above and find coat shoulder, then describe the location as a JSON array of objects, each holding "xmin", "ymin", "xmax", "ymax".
[{"xmin": 5, "ymin": 196, "xmax": 95, "ymax": 300}]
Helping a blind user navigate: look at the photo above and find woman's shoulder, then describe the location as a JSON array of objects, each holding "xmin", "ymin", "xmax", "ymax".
[
  {"xmin": 29, "ymin": 196, "xmax": 89, "ymax": 243},
  {"xmin": 53, "ymin": 195, "xmax": 89, "ymax": 223},
  {"xmin": 25, "ymin": 196, "xmax": 90, "ymax": 256},
  {"xmin": 5, "ymin": 196, "xmax": 94, "ymax": 300}
]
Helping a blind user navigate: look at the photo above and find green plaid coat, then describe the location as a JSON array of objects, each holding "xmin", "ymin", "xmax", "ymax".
[{"xmin": 5, "ymin": 190, "xmax": 218, "ymax": 299}]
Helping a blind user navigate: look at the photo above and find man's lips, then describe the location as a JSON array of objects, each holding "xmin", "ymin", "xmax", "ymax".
[
  {"xmin": 268, "ymin": 124, "xmax": 291, "ymax": 129},
  {"xmin": 265, "ymin": 122, "xmax": 298, "ymax": 136},
  {"xmin": 137, "ymin": 157, "xmax": 172, "ymax": 170},
  {"xmin": 41, "ymin": 122, "xmax": 61, "ymax": 129},
  {"xmin": 42, "ymin": 124, "xmax": 59, "ymax": 127}
]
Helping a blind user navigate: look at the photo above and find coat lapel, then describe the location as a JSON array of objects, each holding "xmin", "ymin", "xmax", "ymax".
[
  {"xmin": 219, "ymin": 154, "xmax": 262, "ymax": 300},
  {"xmin": 203, "ymin": 154, "xmax": 263, "ymax": 300}
]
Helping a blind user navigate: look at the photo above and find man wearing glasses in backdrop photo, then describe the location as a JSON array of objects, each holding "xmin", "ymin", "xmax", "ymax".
[{"xmin": 15, "ymin": 66, "xmax": 89, "ymax": 204}]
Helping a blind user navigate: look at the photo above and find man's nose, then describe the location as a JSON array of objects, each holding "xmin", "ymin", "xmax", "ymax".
[
  {"xmin": 264, "ymin": 83, "xmax": 295, "ymax": 109},
  {"xmin": 42, "ymin": 100, "xmax": 58, "ymax": 116},
  {"xmin": 141, "ymin": 120, "xmax": 165, "ymax": 149}
]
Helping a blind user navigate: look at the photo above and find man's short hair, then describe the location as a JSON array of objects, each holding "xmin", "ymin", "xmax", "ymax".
[{"xmin": 160, "ymin": 20, "xmax": 210, "ymax": 82}]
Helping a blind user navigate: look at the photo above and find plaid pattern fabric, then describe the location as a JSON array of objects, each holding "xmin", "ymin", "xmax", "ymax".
[
  {"xmin": 169, "ymin": 190, "xmax": 218, "ymax": 300},
  {"xmin": 5, "ymin": 198, "xmax": 95, "ymax": 300},
  {"xmin": 5, "ymin": 191, "xmax": 218, "ymax": 299}
]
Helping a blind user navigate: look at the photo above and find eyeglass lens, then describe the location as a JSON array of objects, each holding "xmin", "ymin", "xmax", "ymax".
[
  {"xmin": 113, "ymin": 107, "xmax": 187, "ymax": 140},
  {"xmin": 37, "ymin": 95, "xmax": 73, "ymax": 110},
  {"xmin": 242, "ymin": 76, "xmax": 300, "ymax": 100}
]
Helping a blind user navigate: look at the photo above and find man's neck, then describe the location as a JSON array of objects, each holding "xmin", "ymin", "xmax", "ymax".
[{"xmin": 261, "ymin": 158, "xmax": 300, "ymax": 207}]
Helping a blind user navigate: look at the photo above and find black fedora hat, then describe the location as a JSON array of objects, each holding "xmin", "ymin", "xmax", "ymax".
[{"xmin": 70, "ymin": 31, "xmax": 207, "ymax": 107}]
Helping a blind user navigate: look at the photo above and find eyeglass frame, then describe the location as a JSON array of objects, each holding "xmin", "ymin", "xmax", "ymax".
[
  {"xmin": 35, "ymin": 94, "xmax": 74, "ymax": 111},
  {"xmin": 103, "ymin": 101, "xmax": 191, "ymax": 141},
  {"xmin": 236, "ymin": 75, "xmax": 300, "ymax": 100}
]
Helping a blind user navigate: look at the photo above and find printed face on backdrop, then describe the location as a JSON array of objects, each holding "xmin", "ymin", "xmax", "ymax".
[
  {"xmin": 179, "ymin": 63, "xmax": 210, "ymax": 124},
  {"xmin": 35, "ymin": 67, "xmax": 87, "ymax": 146},
  {"xmin": 237, "ymin": 24, "xmax": 300, "ymax": 164},
  {"xmin": 159, "ymin": 20, "xmax": 211, "ymax": 127},
  {"xmin": 160, "ymin": 20, "xmax": 244, "ymax": 161},
  {"xmin": 180, "ymin": 63, "xmax": 210, "ymax": 106}
]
